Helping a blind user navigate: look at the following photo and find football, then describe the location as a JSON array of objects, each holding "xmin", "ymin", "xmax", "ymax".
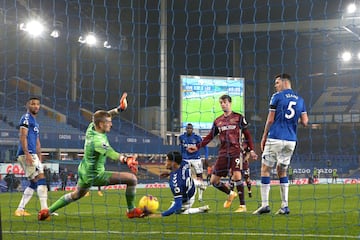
[{"xmin": 138, "ymin": 195, "xmax": 159, "ymax": 213}]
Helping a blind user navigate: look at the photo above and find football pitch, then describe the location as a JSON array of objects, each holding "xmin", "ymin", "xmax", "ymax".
[
  {"xmin": 1, "ymin": 184, "xmax": 359, "ymax": 240},
  {"xmin": 181, "ymin": 95, "xmax": 244, "ymax": 124}
]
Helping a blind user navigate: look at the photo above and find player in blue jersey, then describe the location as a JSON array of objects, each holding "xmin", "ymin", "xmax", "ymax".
[
  {"xmin": 253, "ymin": 73, "xmax": 308, "ymax": 215},
  {"xmin": 150, "ymin": 151, "xmax": 209, "ymax": 217},
  {"xmin": 14, "ymin": 97, "xmax": 49, "ymax": 217},
  {"xmin": 179, "ymin": 123, "xmax": 208, "ymax": 201}
]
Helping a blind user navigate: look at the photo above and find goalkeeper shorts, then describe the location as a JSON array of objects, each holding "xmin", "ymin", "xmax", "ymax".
[{"xmin": 77, "ymin": 171, "xmax": 113, "ymax": 188}]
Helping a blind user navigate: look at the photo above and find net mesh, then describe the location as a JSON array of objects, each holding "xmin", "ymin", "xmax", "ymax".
[{"xmin": 0, "ymin": 0, "xmax": 359, "ymax": 239}]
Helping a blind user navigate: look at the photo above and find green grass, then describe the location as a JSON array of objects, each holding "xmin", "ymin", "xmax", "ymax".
[
  {"xmin": 182, "ymin": 95, "xmax": 244, "ymax": 124},
  {"xmin": 1, "ymin": 184, "xmax": 359, "ymax": 240}
]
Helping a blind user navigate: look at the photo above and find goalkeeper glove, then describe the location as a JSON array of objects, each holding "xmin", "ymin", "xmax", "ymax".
[
  {"xmin": 123, "ymin": 155, "xmax": 138, "ymax": 174},
  {"xmin": 118, "ymin": 92, "xmax": 128, "ymax": 112}
]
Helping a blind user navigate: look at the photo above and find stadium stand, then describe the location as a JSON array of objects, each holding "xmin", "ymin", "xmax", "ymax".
[
  {"xmin": 140, "ymin": 163, "xmax": 167, "ymax": 177},
  {"xmin": 311, "ymin": 87, "xmax": 360, "ymax": 113},
  {"xmin": 0, "ymin": 119, "xmax": 15, "ymax": 131},
  {"xmin": 1, "ymin": 109, "xmax": 82, "ymax": 134},
  {"xmin": 1, "ymin": 76, "xmax": 168, "ymax": 152}
]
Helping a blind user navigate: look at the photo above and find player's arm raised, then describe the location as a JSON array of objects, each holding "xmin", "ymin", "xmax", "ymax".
[{"xmin": 108, "ymin": 92, "xmax": 128, "ymax": 118}]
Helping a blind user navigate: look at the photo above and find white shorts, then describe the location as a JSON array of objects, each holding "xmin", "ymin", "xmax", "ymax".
[
  {"xmin": 184, "ymin": 158, "xmax": 203, "ymax": 174},
  {"xmin": 261, "ymin": 138, "xmax": 296, "ymax": 168},
  {"xmin": 17, "ymin": 154, "xmax": 43, "ymax": 180},
  {"xmin": 168, "ymin": 191, "xmax": 196, "ymax": 214}
]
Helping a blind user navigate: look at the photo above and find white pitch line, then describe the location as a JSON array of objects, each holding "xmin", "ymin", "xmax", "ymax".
[{"xmin": 3, "ymin": 231, "xmax": 359, "ymax": 239}]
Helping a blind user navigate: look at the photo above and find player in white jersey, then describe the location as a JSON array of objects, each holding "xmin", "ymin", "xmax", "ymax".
[{"xmin": 253, "ymin": 73, "xmax": 308, "ymax": 215}]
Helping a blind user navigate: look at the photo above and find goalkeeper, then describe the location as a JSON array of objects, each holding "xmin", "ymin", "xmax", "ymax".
[{"xmin": 38, "ymin": 93, "xmax": 145, "ymax": 220}]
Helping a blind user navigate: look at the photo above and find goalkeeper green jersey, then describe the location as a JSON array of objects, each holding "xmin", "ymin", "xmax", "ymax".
[{"xmin": 77, "ymin": 122, "xmax": 120, "ymax": 187}]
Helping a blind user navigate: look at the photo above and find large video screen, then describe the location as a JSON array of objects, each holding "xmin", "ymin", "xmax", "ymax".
[{"xmin": 180, "ymin": 75, "xmax": 245, "ymax": 132}]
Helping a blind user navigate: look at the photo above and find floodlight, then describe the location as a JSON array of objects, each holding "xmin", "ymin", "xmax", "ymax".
[
  {"xmin": 341, "ymin": 51, "xmax": 352, "ymax": 62},
  {"xmin": 85, "ymin": 34, "xmax": 97, "ymax": 46},
  {"xmin": 19, "ymin": 20, "xmax": 45, "ymax": 37},
  {"xmin": 78, "ymin": 33, "xmax": 97, "ymax": 46},
  {"xmin": 27, "ymin": 20, "xmax": 44, "ymax": 37},
  {"xmin": 347, "ymin": 3, "xmax": 357, "ymax": 14}
]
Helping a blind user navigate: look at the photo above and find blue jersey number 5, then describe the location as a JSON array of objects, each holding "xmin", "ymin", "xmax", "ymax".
[{"xmin": 285, "ymin": 101, "xmax": 296, "ymax": 119}]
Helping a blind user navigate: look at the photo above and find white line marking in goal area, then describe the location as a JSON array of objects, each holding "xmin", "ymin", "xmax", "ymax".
[{"xmin": 3, "ymin": 231, "xmax": 359, "ymax": 239}]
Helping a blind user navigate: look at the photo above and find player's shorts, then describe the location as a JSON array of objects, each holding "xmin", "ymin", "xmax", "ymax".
[
  {"xmin": 181, "ymin": 193, "xmax": 196, "ymax": 214},
  {"xmin": 261, "ymin": 138, "xmax": 296, "ymax": 168},
  {"xmin": 77, "ymin": 170, "xmax": 113, "ymax": 189},
  {"xmin": 17, "ymin": 154, "xmax": 44, "ymax": 180},
  {"xmin": 166, "ymin": 190, "xmax": 196, "ymax": 215},
  {"xmin": 183, "ymin": 158, "xmax": 203, "ymax": 174},
  {"xmin": 213, "ymin": 155, "xmax": 242, "ymax": 177}
]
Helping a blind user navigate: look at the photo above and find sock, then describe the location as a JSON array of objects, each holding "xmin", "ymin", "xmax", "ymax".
[
  {"xmin": 17, "ymin": 186, "xmax": 35, "ymax": 210},
  {"xmin": 279, "ymin": 176, "xmax": 289, "ymax": 208},
  {"xmin": 260, "ymin": 176, "xmax": 271, "ymax": 207},
  {"xmin": 193, "ymin": 179, "xmax": 201, "ymax": 187},
  {"xmin": 37, "ymin": 179, "xmax": 48, "ymax": 209},
  {"xmin": 125, "ymin": 185, "xmax": 136, "ymax": 210},
  {"xmin": 234, "ymin": 180, "xmax": 245, "ymax": 205},
  {"xmin": 213, "ymin": 182, "xmax": 231, "ymax": 195},
  {"xmin": 196, "ymin": 178, "xmax": 206, "ymax": 200},
  {"xmin": 198, "ymin": 187, "xmax": 203, "ymax": 200},
  {"xmin": 49, "ymin": 193, "xmax": 74, "ymax": 213},
  {"xmin": 183, "ymin": 208, "xmax": 202, "ymax": 214},
  {"xmin": 247, "ymin": 182, "xmax": 251, "ymax": 192}
]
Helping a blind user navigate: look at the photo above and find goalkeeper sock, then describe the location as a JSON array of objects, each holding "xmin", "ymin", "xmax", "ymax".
[
  {"xmin": 125, "ymin": 185, "xmax": 136, "ymax": 210},
  {"xmin": 49, "ymin": 193, "xmax": 74, "ymax": 213}
]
